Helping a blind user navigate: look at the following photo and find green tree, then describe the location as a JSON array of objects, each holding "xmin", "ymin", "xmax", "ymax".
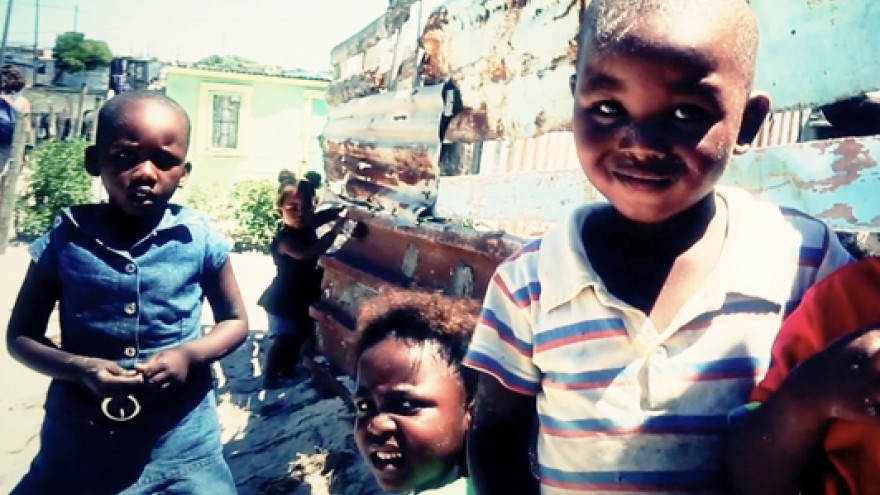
[
  {"xmin": 195, "ymin": 54, "xmax": 262, "ymax": 71},
  {"xmin": 53, "ymin": 32, "xmax": 114, "ymax": 73}
]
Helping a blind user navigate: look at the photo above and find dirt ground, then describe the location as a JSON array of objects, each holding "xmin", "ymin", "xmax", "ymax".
[{"xmin": 0, "ymin": 246, "xmax": 379, "ymax": 494}]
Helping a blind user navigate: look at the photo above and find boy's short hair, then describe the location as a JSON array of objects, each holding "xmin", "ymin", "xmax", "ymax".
[
  {"xmin": 579, "ymin": 0, "xmax": 760, "ymax": 88},
  {"xmin": 355, "ymin": 289, "xmax": 481, "ymax": 402},
  {"xmin": 96, "ymin": 90, "xmax": 191, "ymax": 147}
]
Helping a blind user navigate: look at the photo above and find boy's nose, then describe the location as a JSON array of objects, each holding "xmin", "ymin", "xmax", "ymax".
[
  {"xmin": 132, "ymin": 161, "xmax": 159, "ymax": 180},
  {"xmin": 620, "ymin": 120, "xmax": 666, "ymax": 152},
  {"xmin": 366, "ymin": 413, "xmax": 396, "ymax": 436}
]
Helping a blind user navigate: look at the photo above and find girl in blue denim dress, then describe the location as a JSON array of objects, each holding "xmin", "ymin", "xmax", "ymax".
[{"xmin": 6, "ymin": 90, "xmax": 249, "ymax": 495}]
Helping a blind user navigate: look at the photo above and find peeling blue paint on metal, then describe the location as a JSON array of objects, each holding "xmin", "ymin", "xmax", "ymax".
[
  {"xmin": 437, "ymin": 136, "xmax": 880, "ymax": 231},
  {"xmin": 752, "ymin": 0, "xmax": 880, "ymax": 110}
]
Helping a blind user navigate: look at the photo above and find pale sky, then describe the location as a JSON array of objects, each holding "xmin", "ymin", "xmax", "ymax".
[{"xmin": 3, "ymin": 0, "xmax": 390, "ymax": 71}]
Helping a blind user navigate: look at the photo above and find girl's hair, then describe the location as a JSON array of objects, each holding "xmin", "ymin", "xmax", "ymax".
[
  {"xmin": 277, "ymin": 169, "xmax": 322, "ymax": 207},
  {"xmin": 355, "ymin": 288, "xmax": 481, "ymax": 402}
]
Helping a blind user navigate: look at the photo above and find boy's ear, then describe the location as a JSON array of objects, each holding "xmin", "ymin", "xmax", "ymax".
[
  {"xmin": 178, "ymin": 161, "xmax": 192, "ymax": 188},
  {"xmin": 84, "ymin": 146, "xmax": 100, "ymax": 177},
  {"xmin": 734, "ymin": 91, "xmax": 771, "ymax": 155},
  {"xmin": 569, "ymin": 73, "xmax": 577, "ymax": 96}
]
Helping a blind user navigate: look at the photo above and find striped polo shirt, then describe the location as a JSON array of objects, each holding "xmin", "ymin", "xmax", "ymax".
[{"xmin": 464, "ymin": 186, "xmax": 853, "ymax": 495}]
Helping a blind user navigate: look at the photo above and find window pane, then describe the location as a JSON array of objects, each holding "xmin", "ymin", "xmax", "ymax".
[{"xmin": 211, "ymin": 94, "xmax": 241, "ymax": 149}]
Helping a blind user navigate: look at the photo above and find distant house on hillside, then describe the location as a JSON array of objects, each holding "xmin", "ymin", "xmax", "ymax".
[{"xmin": 164, "ymin": 66, "xmax": 330, "ymax": 195}]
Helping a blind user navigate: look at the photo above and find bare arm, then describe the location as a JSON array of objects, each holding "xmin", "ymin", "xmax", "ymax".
[
  {"xmin": 186, "ymin": 258, "xmax": 249, "ymax": 363},
  {"xmin": 468, "ymin": 373, "xmax": 540, "ymax": 495},
  {"xmin": 277, "ymin": 219, "xmax": 346, "ymax": 260},
  {"xmin": 7, "ymin": 262, "xmax": 143, "ymax": 394},
  {"xmin": 312, "ymin": 206, "xmax": 345, "ymax": 226},
  {"xmin": 727, "ymin": 328, "xmax": 880, "ymax": 495}
]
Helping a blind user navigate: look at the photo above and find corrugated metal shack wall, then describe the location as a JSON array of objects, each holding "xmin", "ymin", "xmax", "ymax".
[{"xmin": 314, "ymin": 0, "xmax": 880, "ymax": 374}]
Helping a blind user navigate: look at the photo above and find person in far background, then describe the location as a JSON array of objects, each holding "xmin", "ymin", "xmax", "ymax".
[
  {"xmin": 0, "ymin": 65, "xmax": 33, "ymax": 173},
  {"xmin": 353, "ymin": 289, "xmax": 480, "ymax": 495},
  {"xmin": 258, "ymin": 170, "xmax": 347, "ymax": 389}
]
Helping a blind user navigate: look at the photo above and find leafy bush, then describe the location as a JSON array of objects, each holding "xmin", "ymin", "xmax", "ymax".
[
  {"xmin": 15, "ymin": 139, "xmax": 94, "ymax": 240},
  {"xmin": 229, "ymin": 179, "xmax": 280, "ymax": 253},
  {"xmin": 183, "ymin": 183, "xmax": 236, "ymax": 238}
]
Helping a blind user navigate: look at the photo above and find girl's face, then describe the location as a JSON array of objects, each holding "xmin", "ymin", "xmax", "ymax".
[
  {"xmin": 279, "ymin": 190, "xmax": 314, "ymax": 228},
  {"xmin": 353, "ymin": 337, "xmax": 471, "ymax": 494}
]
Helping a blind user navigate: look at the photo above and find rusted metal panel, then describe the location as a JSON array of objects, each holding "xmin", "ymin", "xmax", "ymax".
[
  {"xmin": 436, "ymin": 135, "xmax": 880, "ymax": 231},
  {"xmin": 427, "ymin": 0, "xmax": 580, "ymax": 141},
  {"xmin": 311, "ymin": 207, "xmax": 522, "ymax": 373},
  {"xmin": 322, "ymin": 84, "xmax": 449, "ymax": 220},
  {"xmin": 329, "ymin": 0, "xmax": 880, "ymax": 143}
]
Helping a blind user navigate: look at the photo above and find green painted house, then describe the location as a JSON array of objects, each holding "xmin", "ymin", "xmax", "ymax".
[{"xmin": 164, "ymin": 66, "xmax": 330, "ymax": 195}]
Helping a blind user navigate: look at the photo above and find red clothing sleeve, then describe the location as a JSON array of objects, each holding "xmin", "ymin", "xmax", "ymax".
[{"xmin": 751, "ymin": 258, "xmax": 880, "ymax": 403}]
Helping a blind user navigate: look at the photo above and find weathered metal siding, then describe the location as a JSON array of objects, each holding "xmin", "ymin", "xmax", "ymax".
[
  {"xmin": 312, "ymin": 207, "xmax": 522, "ymax": 373},
  {"xmin": 322, "ymin": 84, "xmax": 449, "ymax": 222},
  {"xmin": 313, "ymin": 0, "xmax": 880, "ymax": 380},
  {"xmin": 437, "ymin": 135, "xmax": 880, "ymax": 231}
]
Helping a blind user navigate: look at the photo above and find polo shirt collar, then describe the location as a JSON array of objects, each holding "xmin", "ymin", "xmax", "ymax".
[{"xmin": 537, "ymin": 187, "xmax": 792, "ymax": 313}]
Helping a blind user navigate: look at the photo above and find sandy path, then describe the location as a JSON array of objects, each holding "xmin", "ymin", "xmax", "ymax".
[{"xmin": 0, "ymin": 247, "xmax": 379, "ymax": 494}]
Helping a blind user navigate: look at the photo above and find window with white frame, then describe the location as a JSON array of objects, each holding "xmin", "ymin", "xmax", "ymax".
[
  {"xmin": 211, "ymin": 93, "xmax": 241, "ymax": 149},
  {"xmin": 198, "ymin": 83, "xmax": 252, "ymax": 155}
]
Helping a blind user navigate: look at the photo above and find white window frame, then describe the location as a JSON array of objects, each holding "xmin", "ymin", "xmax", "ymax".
[{"xmin": 197, "ymin": 83, "xmax": 253, "ymax": 156}]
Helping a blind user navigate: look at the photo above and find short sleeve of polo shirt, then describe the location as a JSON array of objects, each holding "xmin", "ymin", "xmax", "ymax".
[
  {"xmin": 751, "ymin": 258, "xmax": 880, "ymax": 403},
  {"xmin": 464, "ymin": 252, "xmax": 541, "ymax": 396}
]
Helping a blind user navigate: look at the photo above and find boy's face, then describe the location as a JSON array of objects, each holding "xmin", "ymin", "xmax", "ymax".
[
  {"xmin": 353, "ymin": 337, "xmax": 471, "ymax": 494},
  {"xmin": 86, "ymin": 100, "xmax": 190, "ymax": 220},
  {"xmin": 571, "ymin": 17, "xmax": 768, "ymax": 223}
]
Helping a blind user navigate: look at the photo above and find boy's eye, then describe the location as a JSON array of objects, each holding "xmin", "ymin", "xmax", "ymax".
[
  {"xmin": 353, "ymin": 398, "xmax": 375, "ymax": 416},
  {"xmin": 587, "ymin": 101, "xmax": 625, "ymax": 123},
  {"xmin": 112, "ymin": 150, "xmax": 136, "ymax": 162},
  {"xmin": 387, "ymin": 398, "xmax": 421, "ymax": 415},
  {"xmin": 671, "ymin": 105, "xmax": 710, "ymax": 123}
]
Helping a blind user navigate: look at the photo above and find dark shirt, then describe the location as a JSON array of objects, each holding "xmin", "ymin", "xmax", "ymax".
[{"xmin": 258, "ymin": 226, "xmax": 323, "ymax": 319}]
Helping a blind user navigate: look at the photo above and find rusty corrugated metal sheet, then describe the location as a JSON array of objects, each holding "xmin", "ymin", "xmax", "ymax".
[
  {"xmin": 478, "ymin": 132, "xmax": 580, "ymax": 174},
  {"xmin": 328, "ymin": 0, "xmax": 880, "ymax": 143},
  {"xmin": 311, "ymin": 207, "xmax": 522, "ymax": 374},
  {"xmin": 753, "ymin": 109, "xmax": 812, "ymax": 149},
  {"xmin": 322, "ymin": 84, "xmax": 451, "ymax": 221}
]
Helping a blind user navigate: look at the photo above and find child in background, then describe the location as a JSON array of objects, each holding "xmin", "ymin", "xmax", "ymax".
[
  {"xmin": 462, "ymin": 0, "xmax": 854, "ymax": 493},
  {"xmin": 353, "ymin": 289, "xmax": 480, "ymax": 495},
  {"xmin": 6, "ymin": 90, "xmax": 249, "ymax": 494},
  {"xmin": 258, "ymin": 170, "xmax": 346, "ymax": 389},
  {"xmin": 727, "ymin": 255, "xmax": 880, "ymax": 495}
]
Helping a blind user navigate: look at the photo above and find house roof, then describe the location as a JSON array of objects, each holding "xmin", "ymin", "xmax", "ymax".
[{"xmin": 164, "ymin": 65, "xmax": 331, "ymax": 87}]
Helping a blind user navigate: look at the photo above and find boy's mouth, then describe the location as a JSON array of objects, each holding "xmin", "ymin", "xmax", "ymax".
[
  {"xmin": 129, "ymin": 188, "xmax": 155, "ymax": 204},
  {"xmin": 612, "ymin": 170, "xmax": 676, "ymax": 190},
  {"xmin": 369, "ymin": 448, "xmax": 405, "ymax": 475}
]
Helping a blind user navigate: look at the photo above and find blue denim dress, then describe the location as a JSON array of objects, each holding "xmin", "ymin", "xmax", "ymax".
[{"xmin": 12, "ymin": 204, "xmax": 237, "ymax": 495}]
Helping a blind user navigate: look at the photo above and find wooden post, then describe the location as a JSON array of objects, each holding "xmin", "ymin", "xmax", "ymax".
[
  {"xmin": 74, "ymin": 83, "xmax": 87, "ymax": 140},
  {"xmin": 0, "ymin": 113, "xmax": 29, "ymax": 254}
]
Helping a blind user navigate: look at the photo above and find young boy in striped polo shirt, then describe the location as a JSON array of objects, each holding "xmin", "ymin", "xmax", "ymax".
[{"xmin": 463, "ymin": 0, "xmax": 853, "ymax": 494}]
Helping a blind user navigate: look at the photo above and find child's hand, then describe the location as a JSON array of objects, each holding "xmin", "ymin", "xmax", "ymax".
[
  {"xmin": 77, "ymin": 356, "xmax": 144, "ymax": 398},
  {"xmin": 134, "ymin": 348, "xmax": 193, "ymax": 391},
  {"xmin": 786, "ymin": 327, "xmax": 880, "ymax": 422}
]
